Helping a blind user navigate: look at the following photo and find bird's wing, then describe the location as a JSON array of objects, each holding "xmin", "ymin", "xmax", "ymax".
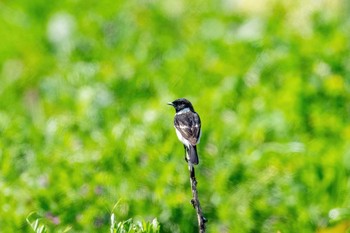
[{"xmin": 174, "ymin": 112, "xmax": 201, "ymax": 145}]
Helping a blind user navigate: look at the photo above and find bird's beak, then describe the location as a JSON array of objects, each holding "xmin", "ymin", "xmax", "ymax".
[{"xmin": 167, "ymin": 102, "xmax": 174, "ymax": 106}]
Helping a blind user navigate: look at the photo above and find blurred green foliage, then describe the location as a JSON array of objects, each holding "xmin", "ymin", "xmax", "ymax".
[
  {"xmin": 110, "ymin": 214, "xmax": 160, "ymax": 233},
  {"xmin": 1, "ymin": 0, "xmax": 350, "ymax": 232},
  {"xmin": 26, "ymin": 212, "xmax": 49, "ymax": 233}
]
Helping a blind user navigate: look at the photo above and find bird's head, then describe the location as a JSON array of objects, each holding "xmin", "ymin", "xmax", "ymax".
[{"xmin": 167, "ymin": 98, "xmax": 194, "ymax": 112}]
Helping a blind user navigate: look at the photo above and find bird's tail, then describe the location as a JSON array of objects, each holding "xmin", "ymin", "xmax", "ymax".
[{"xmin": 187, "ymin": 145, "xmax": 199, "ymax": 165}]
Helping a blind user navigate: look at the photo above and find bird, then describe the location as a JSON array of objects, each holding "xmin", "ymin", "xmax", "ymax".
[{"xmin": 168, "ymin": 98, "xmax": 201, "ymax": 165}]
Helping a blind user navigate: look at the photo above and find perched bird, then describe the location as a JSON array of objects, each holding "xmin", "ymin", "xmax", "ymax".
[{"xmin": 168, "ymin": 98, "xmax": 201, "ymax": 165}]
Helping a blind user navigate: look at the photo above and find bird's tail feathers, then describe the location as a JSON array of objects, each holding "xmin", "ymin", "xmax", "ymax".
[{"xmin": 187, "ymin": 145, "xmax": 199, "ymax": 165}]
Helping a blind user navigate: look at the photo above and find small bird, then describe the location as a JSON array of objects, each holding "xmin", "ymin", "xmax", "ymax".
[{"xmin": 168, "ymin": 98, "xmax": 201, "ymax": 165}]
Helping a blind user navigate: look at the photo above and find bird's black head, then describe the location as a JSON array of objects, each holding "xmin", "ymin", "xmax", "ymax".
[{"xmin": 167, "ymin": 98, "xmax": 194, "ymax": 112}]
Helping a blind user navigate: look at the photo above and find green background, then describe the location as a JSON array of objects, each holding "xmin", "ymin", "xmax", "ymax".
[{"xmin": 1, "ymin": 0, "xmax": 350, "ymax": 232}]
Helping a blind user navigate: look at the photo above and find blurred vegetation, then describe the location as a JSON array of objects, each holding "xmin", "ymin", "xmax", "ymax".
[
  {"xmin": 110, "ymin": 214, "xmax": 160, "ymax": 233},
  {"xmin": 1, "ymin": 0, "xmax": 350, "ymax": 232}
]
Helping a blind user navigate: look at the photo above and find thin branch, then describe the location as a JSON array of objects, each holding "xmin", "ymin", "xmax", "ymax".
[{"xmin": 188, "ymin": 164, "xmax": 207, "ymax": 233}]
